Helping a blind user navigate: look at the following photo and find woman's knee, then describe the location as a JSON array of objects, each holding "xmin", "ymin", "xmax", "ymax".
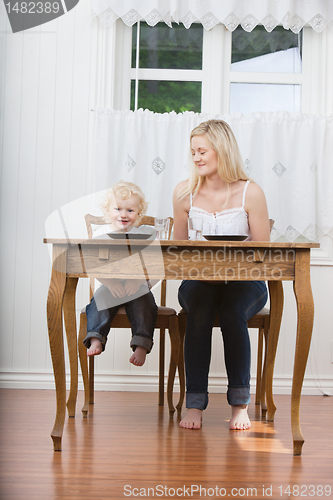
[
  {"xmin": 178, "ymin": 280, "xmax": 218, "ymax": 312},
  {"xmin": 219, "ymin": 281, "xmax": 267, "ymax": 321}
]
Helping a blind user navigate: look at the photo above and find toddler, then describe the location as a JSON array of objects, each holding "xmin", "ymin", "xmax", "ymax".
[{"xmin": 83, "ymin": 181, "xmax": 158, "ymax": 366}]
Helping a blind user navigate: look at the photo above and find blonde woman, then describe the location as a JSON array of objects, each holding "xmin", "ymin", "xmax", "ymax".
[{"xmin": 173, "ymin": 120, "xmax": 270, "ymax": 430}]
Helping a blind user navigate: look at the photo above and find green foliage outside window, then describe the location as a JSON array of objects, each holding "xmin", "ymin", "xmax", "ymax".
[
  {"xmin": 132, "ymin": 22, "xmax": 203, "ymax": 70},
  {"xmin": 131, "ymin": 80, "xmax": 201, "ymax": 114},
  {"xmin": 231, "ymin": 25, "xmax": 301, "ymax": 64}
]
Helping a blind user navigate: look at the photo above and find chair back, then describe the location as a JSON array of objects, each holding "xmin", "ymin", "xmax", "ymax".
[{"xmin": 84, "ymin": 214, "xmax": 174, "ymax": 305}]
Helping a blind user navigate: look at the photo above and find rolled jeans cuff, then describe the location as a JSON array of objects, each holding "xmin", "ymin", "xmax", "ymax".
[
  {"xmin": 227, "ymin": 386, "xmax": 251, "ymax": 406},
  {"xmin": 130, "ymin": 335, "xmax": 153, "ymax": 354},
  {"xmin": 83, "ymin": 331, "xmax": 107, "ymax": 352},
  {"xmin": 186, "ymin": 392, "xmax": 208, "ymax": 411}
]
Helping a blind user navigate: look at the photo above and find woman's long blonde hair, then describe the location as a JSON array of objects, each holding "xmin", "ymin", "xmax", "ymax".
[{"xmin": 178, "ymin": 119, "xmax": 250, "ymax": 200}]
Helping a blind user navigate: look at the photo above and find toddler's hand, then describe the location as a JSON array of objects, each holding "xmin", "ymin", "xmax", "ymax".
[
  {"xmin": 107, "ymin": 281, "xmax": 126, "ymax": 298},
  {"xmin": 124, "ymin": 279, "xmax": 144, "ymax": 296}
]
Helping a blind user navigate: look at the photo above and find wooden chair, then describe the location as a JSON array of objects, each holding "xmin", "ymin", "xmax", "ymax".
[
  {"xmin": 177, "ymin": 220, "xmax": 283, "ymax": 417},
  {"xmin": 78, "ymin": 214, "xmax": 184, "ymax": 417}
]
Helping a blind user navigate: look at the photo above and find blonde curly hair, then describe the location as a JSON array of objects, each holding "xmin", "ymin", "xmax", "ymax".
[{"xmin": 101, "ymin": 181, "xmax": 148, "ymax": 226}]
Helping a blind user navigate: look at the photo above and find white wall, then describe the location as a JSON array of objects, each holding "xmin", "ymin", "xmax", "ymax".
[
  {"xmin": 0, "ymin": 3, "xmax": 332, "ymax": 397},
  {"xmin": 0, "ymin": 0, "xmax": 94, "ymax": 386}
]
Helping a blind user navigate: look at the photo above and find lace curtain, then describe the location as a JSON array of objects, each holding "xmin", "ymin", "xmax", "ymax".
[
  {"xmin": 93, "ymin": 109, "xmax": 333, "ymax": 242},
  {"xmin": 91, "ymin": 0, "xmax": 333, "ymax": 33}
]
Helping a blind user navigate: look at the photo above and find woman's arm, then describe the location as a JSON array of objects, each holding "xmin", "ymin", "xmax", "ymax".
[
  {"xmin": 245, "ymin": 183, "xmax": 271, "ymax": 242},
  {"xmin": 172, "ymin": 181, "xmax": 190, "ymax": 240}
]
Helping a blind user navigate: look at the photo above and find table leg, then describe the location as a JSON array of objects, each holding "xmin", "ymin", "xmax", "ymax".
[
  {"xmin": 63, "ymin": 277, "xmax": 79, "ymax": 417},
  {"xmin": 266, "ymin": 280, "xmax": 284, "ymax": 421},
  {"xmin": 292, "ymin": 250, "xmax": 314, "ymax": 455},
  {"xmin": 46, "ymin": 245, "xmax": 67, "ymax": 451}
]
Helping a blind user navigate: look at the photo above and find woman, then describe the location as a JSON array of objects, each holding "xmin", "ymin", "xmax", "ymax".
[{"xmin": 173, "ymin": 119, "xmax": 270, "ymax": 430}]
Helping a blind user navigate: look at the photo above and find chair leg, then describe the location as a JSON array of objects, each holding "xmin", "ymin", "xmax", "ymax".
[
  {"xmin": 89, "ymin": 356, "xmax": 94, "ymax": 405},
  {"xmin": 158, "ymin": 329, "xmax": 165, "ymax": 406},
  {"xmin": 63, "ymin": 277, "xmax": 79, "ymax": 418},
  {"xmin": 166, "ymin": 316, "xmax": 181, "ymax": 416},
  {"xmin": 176, "ymin": 314, "xmax": 186, "ymax": 416},
  {"xmin": 255, "ymin": 329, "xmax": 264, "ymax": 406},
  {"xmin": 78, "ymin": 313, "xmax": 89, "ymax": 417},
  {"xmin": 266, "ymin": 281, "xmax": 283, "ymax": 421},
  {"xmin": 260, "ymin": 326, "xmax": 269, "ymax": 418}
]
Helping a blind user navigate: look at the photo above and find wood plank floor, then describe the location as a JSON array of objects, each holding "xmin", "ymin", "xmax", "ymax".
[{"xmin": 0, "ymin": 389, "xmax": 332, "ymax": 500}]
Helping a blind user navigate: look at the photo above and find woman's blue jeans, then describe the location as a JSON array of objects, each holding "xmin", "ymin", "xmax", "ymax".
[
  {"xmin": 178, "ymin": 280, "xmax": 268, "ymax": 409},
  {"xmin": 83, "ymin": 285, "xmax": 158, "ymax": 354}
]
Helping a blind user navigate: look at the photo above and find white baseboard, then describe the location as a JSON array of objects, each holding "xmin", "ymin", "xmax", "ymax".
[{"xmin": 0, "ymin": 371, "xmax": 332, "ymax": 396}]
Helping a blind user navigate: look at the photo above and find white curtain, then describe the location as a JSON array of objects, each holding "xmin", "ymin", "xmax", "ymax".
[
  {"xmin": 91, "ymin": 0, "xmax": 333, "ymax": 33},
  {"xmin": 93, "ymin": 109, "xmax": 333, "ymax": 242}
]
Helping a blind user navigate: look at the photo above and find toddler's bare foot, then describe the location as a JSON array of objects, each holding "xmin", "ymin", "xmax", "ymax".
[
  {"xmin": 129, "ymin": 346, "xmax": 147, "ymax": 366},
  {"xmin": 179, "ymin": 408, "xmax": 202, "ymax": 429},
  {"xmin": 229, "ymin": 404, "xmax": 251, "ymax": 430},
  {"xmin": 87, "ymin": 338, "xmax": 103, "ymax": 356}
]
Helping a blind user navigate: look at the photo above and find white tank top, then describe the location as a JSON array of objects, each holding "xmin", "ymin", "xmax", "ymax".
[{"xmin": 189, "ymin": 180, "xmax": 252, "ymax": 240}]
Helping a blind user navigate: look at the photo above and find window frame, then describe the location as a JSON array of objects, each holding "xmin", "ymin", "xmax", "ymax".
[
  {"xmin": 127, "ymin": 22, "xmax": 308, "ymax": 115},
  {"xmin": 98, "ymin": 20, "xmax": 330, "ymax": 117}
]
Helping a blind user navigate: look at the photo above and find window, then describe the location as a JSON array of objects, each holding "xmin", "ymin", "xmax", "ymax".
[
  {"xmin": 230, "ymin": 26, "xmax": 303, "ymax": 114},
  {"xmin": 130, "ymin": 21, "xmax": 204, "ymax": 113},
  {"xmin": 104, "ymin": 20, "xmax": 327, "ymax": 117},
  {"xmin": 128, "ymin": 22, "xmax": 304, "ymax": 115}
]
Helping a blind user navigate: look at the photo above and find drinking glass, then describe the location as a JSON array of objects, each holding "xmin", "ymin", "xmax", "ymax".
[
  {"xmin": 188, "ymin": 218, "xmax": 203, "ymax": 240},
  {"xmin": 154, "ymin": 218, "xmax": 170, "ymax": 239}
]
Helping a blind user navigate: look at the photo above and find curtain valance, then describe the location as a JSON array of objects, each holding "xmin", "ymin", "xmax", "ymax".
[
  {"xmin": 93, "ymin": 109, "xmax": 333, "ymax": 242},
  {"xmin": 91, "ymin": 0, "xmax": 333, "ymax": 33}
]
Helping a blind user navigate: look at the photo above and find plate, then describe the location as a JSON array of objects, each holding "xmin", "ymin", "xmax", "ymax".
[
  {"xmin": 107, "ymin": 233, "xmax": 152, "ymax": 240},
  {"xmin": 203, "ymin": 234, "xmax": 248, "ymax": 241}
]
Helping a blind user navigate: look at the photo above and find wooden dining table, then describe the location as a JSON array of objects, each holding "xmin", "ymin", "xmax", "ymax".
[{"xmin": 44, "ymin": 237, "xmax": 319, "ymax": 455}]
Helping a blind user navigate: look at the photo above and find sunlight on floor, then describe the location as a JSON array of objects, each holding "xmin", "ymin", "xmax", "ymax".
[
  {"xmin": 223, "ymin": 419, "xmax": 292, "ymax": 453},
  {"xmin": 233, "ymin": 435, "xmax": 292, "ymax": 454}
]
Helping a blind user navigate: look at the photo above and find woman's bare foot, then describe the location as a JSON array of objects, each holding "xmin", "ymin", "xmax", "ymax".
[
  {"xmin": 87, "ymin": 338, "xmax": 103, "ymax": 356},
  {"xmin": 129, "ymin": 346, "xmax": 147, "ymax": 366},
  {"xmin": 179, "ymin": 408, "xmax": 203, "ymax": 429},
  {"xmin": 229, "ymin": 404, "xmax": 251, "ymax": 430}
]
